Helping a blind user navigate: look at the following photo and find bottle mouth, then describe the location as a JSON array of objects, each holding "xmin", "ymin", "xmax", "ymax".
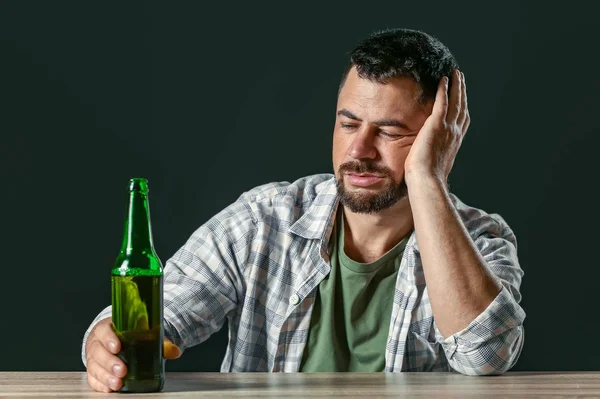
[{"xmin": 129, "ymin": 178, "xmax": 149, "ymax": 193}]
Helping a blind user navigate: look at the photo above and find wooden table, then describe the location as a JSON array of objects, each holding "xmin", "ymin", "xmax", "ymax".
[{"xmin": 1, "ymin": 372, "xmax": 599, "ymax": 398}]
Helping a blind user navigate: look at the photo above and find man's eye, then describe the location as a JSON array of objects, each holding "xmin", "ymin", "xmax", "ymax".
[
  {"xmin": 380, "ymin": 132, "xmax": 402, "ymax": 138},
  {"xmin": 340, "ymin": 123, "xmax": 357, "ymax": 129}
]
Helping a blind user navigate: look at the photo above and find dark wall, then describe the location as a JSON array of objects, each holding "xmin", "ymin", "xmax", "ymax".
[{"xmin": 1, "ymin": 1, "xmax": 598, "ymax": 372}]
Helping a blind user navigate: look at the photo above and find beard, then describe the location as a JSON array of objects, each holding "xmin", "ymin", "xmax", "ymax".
[{"xmin": 336, "ymin": 160, "xmax": 408, "ymax": 214}]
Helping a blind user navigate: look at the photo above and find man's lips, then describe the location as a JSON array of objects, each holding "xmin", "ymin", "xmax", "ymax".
[
  {"xmin": 347, "ymin": 173, "xmax": 384, "ymax": 177},
  {"xmin": 345, "ymin": 172, "xmax": 385, "ymax": 187}
]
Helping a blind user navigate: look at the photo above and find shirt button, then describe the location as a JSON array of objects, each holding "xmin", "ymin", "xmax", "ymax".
[{"xmin": 289, "ymin": 294, "xmax": 300, "ymax": 305}]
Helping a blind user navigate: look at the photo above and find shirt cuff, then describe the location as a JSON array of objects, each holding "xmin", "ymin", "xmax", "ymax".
[{"xmin": 435, "ymin": 284, "xmax": 526, "ymax": 360}]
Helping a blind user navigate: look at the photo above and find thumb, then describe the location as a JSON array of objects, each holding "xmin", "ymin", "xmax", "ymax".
[{"xmin": 163, "ymin": 338, "xmax": 181, "ymax": 360}]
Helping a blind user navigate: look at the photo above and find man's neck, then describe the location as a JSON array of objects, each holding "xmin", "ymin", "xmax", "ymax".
[{"xmin": 341, "ymin": 199, "xmax": 414, "ymax": 263}]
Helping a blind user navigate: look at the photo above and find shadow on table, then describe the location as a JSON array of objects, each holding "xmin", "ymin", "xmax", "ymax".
[
  {"xmin": 162, "ymin": 371, "xmax": 584, "ymax": 393},
  {"xmin": 162, "ymin": 374, "xmax": 369, "ymax": 393},
  {"xmin": 164, "ymin": 381, "xmax": 305, "ymax": 393}
]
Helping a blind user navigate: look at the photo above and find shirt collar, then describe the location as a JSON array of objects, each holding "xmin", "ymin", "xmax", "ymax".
[{"xmin": 288, "ymin": 176, "xmax": 339, "ymax": 243}]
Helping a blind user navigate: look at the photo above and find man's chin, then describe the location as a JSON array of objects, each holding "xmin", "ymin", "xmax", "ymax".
[
  {"xmin": 336, "ymin": 179, "xmax": 409, "ymax": 214},
  {"xmin": 345, "ymin": 190, "xmax": 384, "ymax": 203},
  {"xmin": 345, "ymin": 184, "xmax": 382, "ymax": 191}
]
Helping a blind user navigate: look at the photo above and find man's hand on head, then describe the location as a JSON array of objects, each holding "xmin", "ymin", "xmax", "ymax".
[{"xmin": 404, "ymin": 69, "xmax": 470, "ymax": 185}]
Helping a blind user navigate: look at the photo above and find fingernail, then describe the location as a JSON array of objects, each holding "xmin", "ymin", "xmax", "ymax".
[
  {"xmin": 112, "ymin": 364, "xmax": 123, "ymax": 375},
  {"xmin": 109, "ymin": 376, "xmax": 119, "ymax": 390},
  {"xmin": 108, "ymin": 340, "xmax": 118, "ymax": 352}
]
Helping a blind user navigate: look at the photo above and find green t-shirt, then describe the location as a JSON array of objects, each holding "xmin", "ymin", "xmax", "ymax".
[{"xmin": 299, "ymin": 209, "xmax": 408, "ymax": 372}]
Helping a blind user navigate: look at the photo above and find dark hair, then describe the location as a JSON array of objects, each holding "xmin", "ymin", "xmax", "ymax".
[{"xmin": 339, "ymin": 28, "xmax": 459, "ymax": 103}]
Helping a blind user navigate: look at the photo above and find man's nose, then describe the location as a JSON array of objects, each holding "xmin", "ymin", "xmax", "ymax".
[{"xmin": 348, "ymin": 128, "xmax": 377, "ymax": 160}]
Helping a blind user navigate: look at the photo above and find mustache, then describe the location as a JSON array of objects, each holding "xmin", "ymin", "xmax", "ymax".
[{"xmin": 338, "ymin": 161, "xmax": 392, "ymax": 176}]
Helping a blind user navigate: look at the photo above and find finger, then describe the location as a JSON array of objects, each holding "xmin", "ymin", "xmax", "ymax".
[
  {"xmin": 86, "ymin": 339, "xmax": 128, "ymax": 378},
  {"xmin": 164, "ymin": 338, "xmax": 181, "ymax": 360},
  {"xmin": 87, "ymin": 358, "xmax": 122, "ymax": 392},
  {"xmin": 87, "ymin": 373, "xmax": 112, "ymax": 393},
  {"xmin": 432, "ymin": 75, "xmax": 449, "ymax": 122},
  {"xmin": 94, "ymin": 320, "xmax": 121, "ymax": 354},
  {"xmin": 446, "ymin": 69, "xmax": 462, "ymax": 123},
  {"xmin": 457, "ymin": 71, "xmax": 469, "ymax": 131}
]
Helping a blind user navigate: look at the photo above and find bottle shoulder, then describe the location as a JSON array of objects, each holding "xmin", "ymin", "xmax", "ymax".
[{"xmin": 112, "ymin": 251, "xmax": 163, "ymax": 276}]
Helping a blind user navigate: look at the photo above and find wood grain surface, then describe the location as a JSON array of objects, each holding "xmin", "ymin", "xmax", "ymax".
[{"xmin": 1, "ymin": 372, "xmax": 599, "ymax": 398}]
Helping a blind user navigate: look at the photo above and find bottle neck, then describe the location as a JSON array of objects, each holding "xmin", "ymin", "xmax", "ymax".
[{"xmin": 120, "ymin": 189, "xmax": 155, "ymax": 255}]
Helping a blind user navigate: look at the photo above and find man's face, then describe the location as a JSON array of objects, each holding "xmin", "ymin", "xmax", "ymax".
[{"xmin": 332, "ymin": 67, "xmax": 433, "ymax": 214}]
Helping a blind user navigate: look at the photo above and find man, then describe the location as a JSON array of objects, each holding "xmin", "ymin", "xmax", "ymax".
[{"xmin": 83, "ymin": 28, "xmax": 525, "ymax": 392}]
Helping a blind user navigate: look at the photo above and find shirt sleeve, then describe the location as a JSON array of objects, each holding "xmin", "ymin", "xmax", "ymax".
[
  {"xmin": 162, "ymin": 198, "xmax": 255, "ymax": 351},
  {"xmin": 434, "ymin": 214, "xmax": 526, "ymax": 376},
  {"xmin": 80, "ymin": 197, "xmax": 256, "ymax": 368}
]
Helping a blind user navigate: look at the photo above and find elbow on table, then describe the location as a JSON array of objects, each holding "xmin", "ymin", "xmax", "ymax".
[{"xmin": 452, "ymin": 325, "xmax": 525, "ymax": 376}]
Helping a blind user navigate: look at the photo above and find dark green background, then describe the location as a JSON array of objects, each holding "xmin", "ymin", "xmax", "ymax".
[{"xmin": 1, "ymin": 1, "xmax": 598, "ymax": 372}]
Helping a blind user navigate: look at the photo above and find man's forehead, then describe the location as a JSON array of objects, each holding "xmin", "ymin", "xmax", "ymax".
[{"xmin": 338, "ymin": 69, "xmax": 424, "ymax": 114}]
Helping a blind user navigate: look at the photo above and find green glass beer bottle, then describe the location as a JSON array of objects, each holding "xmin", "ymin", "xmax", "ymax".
[{"xmin": 111, "ymin": 178, "xmax": 164, "ymax": 393}]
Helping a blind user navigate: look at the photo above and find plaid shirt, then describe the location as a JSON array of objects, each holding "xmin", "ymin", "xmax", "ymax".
[{"xmin": 83, "ymin": 174, "xmax": 525, "ymax": 375}]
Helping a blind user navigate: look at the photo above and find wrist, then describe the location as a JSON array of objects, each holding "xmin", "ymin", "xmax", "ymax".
[{"xmin": 404, "ymin": 169, "xmax": 444, "ymax": 186}]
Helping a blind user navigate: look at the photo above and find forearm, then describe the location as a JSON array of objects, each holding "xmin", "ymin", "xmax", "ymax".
[{"xmin": 406, "ymin": 173, "xmax": 502, "ymax": 338}]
